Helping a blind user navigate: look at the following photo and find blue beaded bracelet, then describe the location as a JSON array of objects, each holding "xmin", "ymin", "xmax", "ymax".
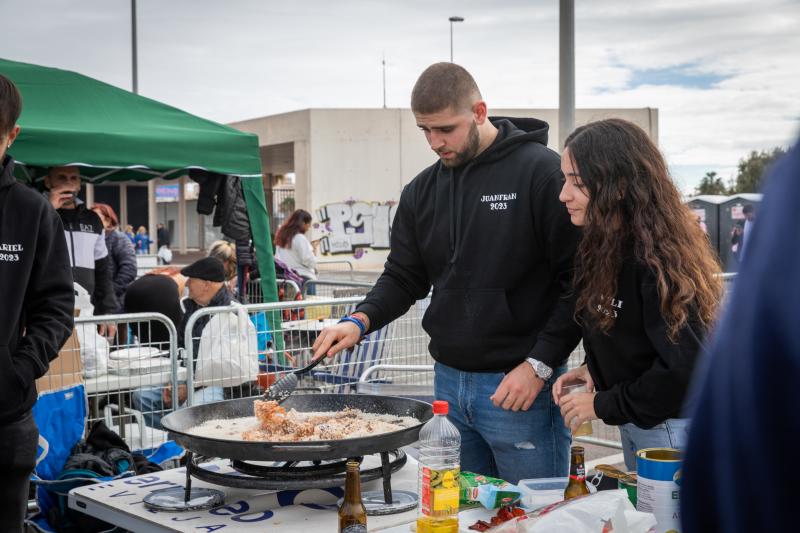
[{"xmin": 339, "ymin": 316, "xmax": 366, "ymax": 337}]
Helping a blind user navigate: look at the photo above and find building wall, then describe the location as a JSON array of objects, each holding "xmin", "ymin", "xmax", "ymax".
[{"xmin": 230, "ymin": 107, "xmax": 658, "ymax": 269}]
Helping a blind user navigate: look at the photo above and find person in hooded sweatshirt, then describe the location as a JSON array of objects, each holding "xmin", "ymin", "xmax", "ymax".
[
  {"xmin": 0, "ymin": 74, "xmax": 74, "ymax": 530},
  {"xmin": 311, "ymin": 63, "xmax": 580, "ymax": 482},
  {"xmin": 551, "ymin": 119, "xmax": 723, "ymax": 471}
]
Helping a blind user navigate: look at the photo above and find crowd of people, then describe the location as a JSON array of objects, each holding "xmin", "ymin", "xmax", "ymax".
[{"xmin": 1, "ymin": 57, "xmax": 796, "ymax": 530}]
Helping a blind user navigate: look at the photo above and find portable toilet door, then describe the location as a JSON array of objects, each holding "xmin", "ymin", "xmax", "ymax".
[
  {"xmin": 719, "ymin": 193, "xmax": 763, "ymax": 273},
  {"xmin": 686, "ymin": 195, "xmax": 726, "ymax": 261}
]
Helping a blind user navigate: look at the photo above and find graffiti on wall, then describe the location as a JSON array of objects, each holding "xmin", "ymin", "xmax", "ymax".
[{"xmin": 316, "ymin": 200, "xmax": 398, "ymax": 259}]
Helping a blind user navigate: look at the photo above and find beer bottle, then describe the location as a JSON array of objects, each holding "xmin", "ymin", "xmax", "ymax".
[
  {"xmin": 339, "ymin": 460, "xmax": 367, "ymax": 533},
  {"xmin": 564, "ymin": 446, "xmax": 590, "ymax": 500}
]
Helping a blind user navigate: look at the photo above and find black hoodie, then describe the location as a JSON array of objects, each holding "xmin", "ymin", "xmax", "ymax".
[
  {"xmin": 583, "ymin": 257, "xmax": 705, "ymax": 429},
  {"xmin": 0, "ymin": 156, "xmax": 74, "ymax": 424},
  {"xmin": 356, "ymin": 117, "xmax": 580, "ymax": 372}
]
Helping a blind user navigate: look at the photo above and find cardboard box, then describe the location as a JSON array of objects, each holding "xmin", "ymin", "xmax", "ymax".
[{"xmin": 36, "ymin": 311, "xmax": 84, "ymax": 394}]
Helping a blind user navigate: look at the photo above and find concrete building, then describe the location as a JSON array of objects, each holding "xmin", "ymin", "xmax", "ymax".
[{"xmin": 231, "ymin": 107, "xmax": 658, "ymax": 269}]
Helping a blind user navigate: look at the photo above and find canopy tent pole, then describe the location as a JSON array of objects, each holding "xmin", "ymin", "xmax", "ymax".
[
  {"xmin": 120, "ymin": 184, "xmax": 128, "ymax": 228},
  {"xmin": 147, "ymin": 180, "xmax": 157, "ymax": 254},
  {"xmin": 241, "ymin": 176, "xmax": 285, "ymax": 358},
  {"xmin": 178, "ymin": 176, "xmax": 187, "ymax": 254}
]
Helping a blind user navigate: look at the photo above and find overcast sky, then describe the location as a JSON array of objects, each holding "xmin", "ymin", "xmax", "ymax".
[{"xmin": 2, "ymin": 0, "xmax": 798, "ymax": 193}]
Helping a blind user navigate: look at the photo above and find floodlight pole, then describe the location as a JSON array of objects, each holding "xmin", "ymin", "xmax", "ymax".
[
  {"xmin": 449, "ymin": 16, "xmax": 464, "ymax": 62},
  {"xmin": 381, "ymin": 52, "xmax": 386, "ymax": 109},
  {"xmin": 131, "ymin": 0, "xmax": 138, "ymax": 94},
  {"xmin": 558, "ymin": 0, "xmax": 575, "ymax": 150}
]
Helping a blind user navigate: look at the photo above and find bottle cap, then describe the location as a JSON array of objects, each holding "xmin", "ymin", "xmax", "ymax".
[{"xmin": 432, "ymin": 400, "xmax": 449, "ymax": 415}]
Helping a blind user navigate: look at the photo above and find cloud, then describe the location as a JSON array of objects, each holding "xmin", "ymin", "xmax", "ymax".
[{"xmin": 0, "ymin": 0, "xmax": 798, "ymax": 193}]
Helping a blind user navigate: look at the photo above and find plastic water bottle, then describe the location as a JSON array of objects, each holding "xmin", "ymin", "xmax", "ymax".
[{"xmin": 417, "ymin": 400, "xmax": 461, "ymax": 533}]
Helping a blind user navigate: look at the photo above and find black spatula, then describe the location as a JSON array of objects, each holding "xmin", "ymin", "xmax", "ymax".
[{"xmin": 264, "ymin": 356, "xmax": 327, "ymax": 404}]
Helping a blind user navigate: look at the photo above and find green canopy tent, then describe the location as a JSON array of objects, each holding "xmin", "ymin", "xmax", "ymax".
[{"xmin": 0, "ymin": 57, "xmax": 286, "ymax": 353}]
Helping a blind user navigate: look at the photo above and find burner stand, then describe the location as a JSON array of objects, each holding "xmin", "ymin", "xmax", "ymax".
[{"xmin": 172, "ymin": 449, "xmax": 414, "ymax": 514}]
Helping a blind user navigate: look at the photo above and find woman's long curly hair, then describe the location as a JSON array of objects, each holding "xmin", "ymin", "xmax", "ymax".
[
  {"xmin": 564, "ymin": 118, "xmax": 723, "ymax": 340},
  {"xmin": 275, "ymin": 209, "xmax": 312, "ymax": 249}
]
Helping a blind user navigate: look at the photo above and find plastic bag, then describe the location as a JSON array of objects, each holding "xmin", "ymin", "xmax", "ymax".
[
  {"xmin": 73, "ymin": 282, "xmax": 109, "ymax": 377},
  {"xmin": 157, "ymin": 245, "xmax": 173, "ymax": 264},
  {"xmin": 76, "ymin": 324, "xmax": 109, "ymax": 378},
  {"xmin": 195, "ymin": 303, "xmax": 259, "ymax": 388},
  {"xmin": 487, "ymin": 490, "xmax": 656, "ymax": 533}
]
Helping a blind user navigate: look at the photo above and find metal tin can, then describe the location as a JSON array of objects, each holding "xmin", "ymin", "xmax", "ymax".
[{"xmin": 636, "ymin": 448, "xmax": 681, "ymax": 533}]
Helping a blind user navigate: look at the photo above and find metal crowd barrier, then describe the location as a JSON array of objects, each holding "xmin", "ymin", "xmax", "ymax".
[
  {"xmin": 243, "ymin": 277, "xmax": 302, "ymax": 305},
  {"xmin": 301, "ymin": 279, "xmax": 374, "ymax": 299},
  {"xmin": 175, "ymin": 271, "xmax": 740, "ymax": 449},
  {"xmin": 181, "ymin": 294, "xmax": 434, "ymax": 402},
  {"xmin": 316, "ymin": 259, "xmax": 356, "ymax": 280},
  {"xmin": 37, "ymin": 312, "xmax": 180, "ymax": 452}
]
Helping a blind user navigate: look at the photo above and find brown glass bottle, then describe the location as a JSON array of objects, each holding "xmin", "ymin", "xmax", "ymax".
[
  {"xmin": 564, "ymin": 446, "xmax": 590, "ymax": 500},
  {"xmin": 339, "ymin": 461, "xmax": 367, "ymax": 533}
]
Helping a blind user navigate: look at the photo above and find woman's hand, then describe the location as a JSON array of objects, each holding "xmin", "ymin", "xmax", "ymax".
[
  {"xmin": 552, "ymin": 365, "xmax": 594, "ymax": 405},
  {"xmin": 559, "ymin": 391, "xmax": 598, "ymax": 432}
]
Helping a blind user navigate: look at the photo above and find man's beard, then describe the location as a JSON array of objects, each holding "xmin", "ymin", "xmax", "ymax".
[{"xmin": 440, "ymin": 121, "xmax": 480, "ymax": 168}]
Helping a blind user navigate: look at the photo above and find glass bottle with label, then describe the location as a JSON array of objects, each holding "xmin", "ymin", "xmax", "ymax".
[
  {"xmin": 416, "ymin": 400, "xmax": 461, "ymax": 533},
  {"xmin": 564, "ymin": 445, "xmax": 590, "ymax": 500},
  {"xmin": 339, "ymin": 461, "xmax": 367, "ymax": 533}
]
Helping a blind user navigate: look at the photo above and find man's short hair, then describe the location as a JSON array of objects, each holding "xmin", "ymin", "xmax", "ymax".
[
  {"xmin": 411, "ymin": 63, "xmax": 482, "ymax": 115},
  {"xmin": 742, "ymin": 204, "xmax": 754, "ymax": 215},
  {"xmin": 0, "ymin": 74, "xmax": 22, "ymax": 136}
]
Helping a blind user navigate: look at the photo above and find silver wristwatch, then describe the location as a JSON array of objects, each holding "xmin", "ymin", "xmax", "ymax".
[{"xmin": 525, "ymin": 357, "xmax": 553, "ymax": 380}]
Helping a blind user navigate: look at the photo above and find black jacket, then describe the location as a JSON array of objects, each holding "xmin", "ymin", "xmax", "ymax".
[
  {"xmin": 356, "ymin": 118, "xmax": 580, "ymax": 372},
  {"xmin": 56, "ymin": 202, "xmax": 118, "ymax": 315},
  {"xmin": 559, "ymin": 257, "xmax": 706, "ymax": 429},
  {"xmin": 105, "ymin": 229, "xmax": 137, "ymax": 311},
  {"xmin": 123, "ymin": 274, "xmax": 184, "ymax": 346},
  {"xmin": 0, "ymin": 156, "xmax": 74, "ymax": 424}
]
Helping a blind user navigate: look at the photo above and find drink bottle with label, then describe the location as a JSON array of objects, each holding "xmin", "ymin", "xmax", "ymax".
[
  {"xmin": 416, "ymin": 400, "xmax": 461, "ymax": 533},
  {"xmin": 564, "ymin": 445, "xmax": 590, "ymax": 500},
  {"xmin": 339, "ymin": 461, "xmax": 367, "ymax": 533}
]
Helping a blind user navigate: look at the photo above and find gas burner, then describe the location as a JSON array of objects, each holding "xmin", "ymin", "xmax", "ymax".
[
  {"xmin": 163, "ymin": 449, "xmax": 415, "ymax": 515},
  {"xmin": 231, "ymin": 457, "xmax": 358, "ymax": 479}
]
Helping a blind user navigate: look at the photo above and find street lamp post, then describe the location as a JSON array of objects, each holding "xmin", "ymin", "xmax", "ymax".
[{"xmin": 449, "ymin": 16, "xmax": 464, "ymax": 62}]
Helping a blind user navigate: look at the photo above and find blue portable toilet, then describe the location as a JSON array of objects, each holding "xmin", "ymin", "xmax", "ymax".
[
  {"xmin": 686, "ymin": 195, "xmax": 727, "ymax": 261},
  {"xmin": 719, "ymin": 193, "xmax": 763, "ymax": 272}
]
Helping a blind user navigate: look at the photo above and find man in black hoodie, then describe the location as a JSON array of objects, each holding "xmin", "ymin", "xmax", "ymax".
[
  {"xmin": 313, "ymin": 63, "xmax": 580, "ymax": 482},
  {"xmin": 0, "ymin": 75, "xmax": 74, "ymax": 529}
]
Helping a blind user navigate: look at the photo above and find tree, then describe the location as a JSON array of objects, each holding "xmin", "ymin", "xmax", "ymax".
[
  {"xmin": 732, "ymin": 147, "xmax": 787, "ymax": 193},
  {"xmin": 695, "ymin": 171, "xmax": 728, "ymax": 195}
]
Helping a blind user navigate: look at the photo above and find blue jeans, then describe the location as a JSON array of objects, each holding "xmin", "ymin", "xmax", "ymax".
[
  {"xmin": 131, "ymin": 384, "xmax": 225, "ymax": 430},
  {"xmin": 619, "ymin": 418, "xmax": 690, "ymax": 471},
  {"xmin": 433, "ymin": 362, "xmax": 571, "ymax": 484}
]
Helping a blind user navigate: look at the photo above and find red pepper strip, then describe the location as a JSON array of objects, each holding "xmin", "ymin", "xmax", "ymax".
[{"xmin": 468, "ymin": 519, "xmax": 492, "ymax": 532}]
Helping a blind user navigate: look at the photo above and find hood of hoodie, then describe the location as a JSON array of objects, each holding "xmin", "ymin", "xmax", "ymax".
[
  {"xmin": 477, "ymin": 117, "xmax": 549, "ymax": 163},
  {"xmin": 444, "ymin": 117, "xmax": 550, "ymax": 263},
  {"xmin": 0, "ymin": 155, "xmax": 15, "ymax": 190}
]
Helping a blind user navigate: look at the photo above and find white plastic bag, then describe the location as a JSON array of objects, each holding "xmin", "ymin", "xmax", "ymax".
[
  {"xmin": 73, "ymin": 282, "xmax": 109, "ymax": 377},
  {"xmin": 76, "ymin": 323, "xmax": 109, "ymax": 378},
  {"xmin": 195, "ymin": 303, "xmax": 259, "ymax": 388},
  {"xmin": 488, "ymin": 490, "xmax": 656, "ymax": 533},
  {"xmin": 157, "ymin": 245, "xmax": 173, "ymax": 264},
  {"xmin": 74, "ymin": 282, "xmax": 94, "ymax": 316}
]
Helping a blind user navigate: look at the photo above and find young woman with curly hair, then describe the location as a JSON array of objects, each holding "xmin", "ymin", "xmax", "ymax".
[{"xmin": 551, "ymin": 118, "xmax": 723, "ymax": 470}]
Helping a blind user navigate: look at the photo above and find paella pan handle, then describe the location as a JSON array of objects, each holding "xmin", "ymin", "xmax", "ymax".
[{"xmin": 269, "ymin": 444, "xmax": 333, "ymax": 451}]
